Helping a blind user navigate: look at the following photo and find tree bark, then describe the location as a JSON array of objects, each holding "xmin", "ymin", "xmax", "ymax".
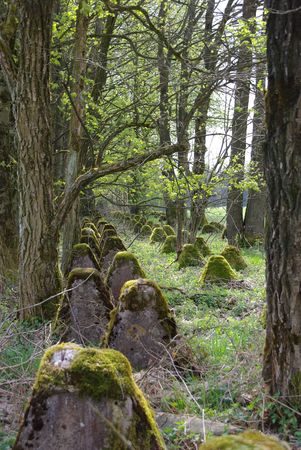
[
  {"xmin": 244, "ymin": 60, "xmax": 266, "ymax": 243},
  {"xmin": 61, "ymin": 0, "xmax": 90, "ymax": 274},
  {"xmin": 226, "ymin": 0, "xmax": 257, "ymax": 245},
  {"xmin": 16, "ymin": 0, "xmax": 61, "ymax": 318},
  {"xmin": 263, "ymin": 0, "xmax": 301, "ymax": 400}
]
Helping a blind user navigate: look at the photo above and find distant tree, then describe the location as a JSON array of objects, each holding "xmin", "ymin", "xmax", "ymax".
[{"xmin": 263, "ymin": 0, "xmax": 301, "ymax": 400}]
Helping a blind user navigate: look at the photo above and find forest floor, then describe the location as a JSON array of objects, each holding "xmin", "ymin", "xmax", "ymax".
[{"xmin": 0, "ymin": 207, "xmax": 300, "ymax": 449}]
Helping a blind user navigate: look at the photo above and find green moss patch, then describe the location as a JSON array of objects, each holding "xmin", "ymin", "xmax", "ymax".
[
  {"xmin": 101, "ymin": 236, "xmax": 126, "ymax": 258},
  {"xmin": 199, "ymin": 430, "xmax": 289, "ymax": 449},
  {"xmin": 221, "ymin": 245, "xmax": 247, "ymax": 271},
  {"xmin": 69, "ymin": 243, "xmax": 101, "ymax": 271},
  {"xmin": 178, "ymin": 244, "xmax": 204, "ymax": 269},
  {"xmin": 200, "ymin": 255, "xmax": 237, "ymax": 285}
]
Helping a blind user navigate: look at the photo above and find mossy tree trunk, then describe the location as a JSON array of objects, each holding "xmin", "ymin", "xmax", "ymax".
[
  {"xmin": 226, "ymin": 0, "xmax": 257, "ymax": 245},
  {"xmin": 61, "ymin": 0, "xmax": 90, "ymax": 274},
  {"xmin": 263, "ymin": 0, "xmax": 301, "ymax": 400},
  {"xmin": 16, "ymin": 0, "xmax": 61, "ymax": 318},
  {"xmin": 244, "ymin": 59, "xmax": 266, "ymax": 242}
]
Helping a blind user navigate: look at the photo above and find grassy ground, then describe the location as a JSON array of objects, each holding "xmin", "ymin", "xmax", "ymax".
[{"xmin": 0, "ymin": 208, "xmax": 299, "ymax": 449}]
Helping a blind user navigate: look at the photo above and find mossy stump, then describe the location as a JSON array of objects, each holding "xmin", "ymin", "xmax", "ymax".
[
  {"xmin": 178, "ymin": 244, "xmax": 204, "ymax": 269},
  {"xmin": 58, "ymin": 268, "xmax": 113, "ymax": 345},
  {"xmin": 13, "ymin": 344, "xmax": 165, "ymax": 450},
  {"xmin": 221, "ymin": 245, "xmax": 247, "ymax": 271},
  {"xmin": 67, "ymin": 243, "xmax": 101, "ymax": 273},
  {"xmin": 195, "ymin": 237, "xmax": 211, "ymax": 257},
  {"xmin": 106, "ymin": 279, "xmax": 177, "ymax": 371},
  {"xmin": 161, "ymin": 235, "xmax": 176, "ymax": 254},
  {"xmin": 200, "ymin": 255, "xmax": 237, "ymax": 285},
  {"xmin": 198, "ymin": 430, "xmax": 290, "ymax": 449},
  {"xmin": 162, "ymin": 224, "xmax": 175, "ymax": 236},
  {"xmin": 100, "ymin": 236, "xmax": 126, "ymax": 272},
  {"xmin": 150, "ymin": 227, "xmax": 167, "ymax": 244},
  {"xmin": 106, "ymin": 251, "xmax": 146, "ymax": 302}
]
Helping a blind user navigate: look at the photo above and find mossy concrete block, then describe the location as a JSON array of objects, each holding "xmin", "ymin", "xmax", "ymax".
[
  {"xmin": 195, "ymin": 237, "xmax": 211, "ymax": 257},
  {"xmin": 107, "ymin": 279, "xmax": 177, "ymax": 371},
  {"xmin": 209, "ymin": 221, "xmax": 225, "ymax": 231},
  {"xmin": 198, "ymin": 430, "xmax": 290, "ymax": 449},
  {"xmin": 80, "ymin": 227, "xmax": 101, "ymax": 258},
  {"xmin": 161, "ymin": 235, "xmax": 176, "ymax": 254},
  {"xmin": 100, "ymin": 236, "xmax": 126, "ymax": 272},
  {"xmin": 100, "ymin": 228, "xmax": 117, "ymax": 245},
  {"xmin": 96, "ymin": 218, "xmax": 108, "ymax": 234},
  {"xmin": 140, "ymin": 224, "xmax": 152, "ymax": 237},
  {"xmin": 133, "ymin": 221, "xmax": 143, "ymax": 234},
  {"xmin": 106, "ymin": 251, "xmax": 146, "ymax": 302},
  {"xmin": 67, "ymin": 243, "xmax": 101, "ymax": 273},
  {"xmin": 162, "ymin": 224, "xmax": 175, "ymax": 236},
  {"xmin": 13, "ymin": 344, "xmax": 165, "ymax": 450},
  {"xmin": 202, "ymin": 223, "xmax": 219, "ymax": 234},
  {"xmin": 200, "ymin": 255, "xmax": 237, "ymax": 285},
  {"xmin": 150, "ymin": 227, "xmax": 167, "ymax": 243},
  {"xmin": 58, "ymin": 268, "xmax": 113, "ymax": 345},
  {"xmin": 178, "ymin": 244, "xmax": 204, "ymax": 269},
  {"xmin": 221, "ymin": 245, "xmax": 247, "ymax": 271}
]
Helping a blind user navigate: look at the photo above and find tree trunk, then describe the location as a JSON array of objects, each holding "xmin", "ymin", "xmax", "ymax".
[
  {"xmin": 16, "ymin": 0, "xmax": 61, "ymax": 319},
  {"xmin": 244, "ymin": 60, "xmax": 266, "ymax": 243},
  {"xmin": 0, "ymin": 68, "xmax": 18, "ymax": 272},
  {"xmin": 61, "ymin": 0, "xmax": 90, "ymax": 274},
  {"xmin": 263, "ymin": 0, "xmax": 301, "ymax": 400},
  {"xmin": 226, "ymin": 0, "xmax": 257, "ymax": 245}
]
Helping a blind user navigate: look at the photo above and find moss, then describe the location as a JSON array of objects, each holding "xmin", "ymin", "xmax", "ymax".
[
  {"xmin": 70, "ymin": 243, "xmax": 101, "ymax": 270},
  {"xmin": 140, "ymin": 224, "xmax": 152, "ymax": 237},
  {"xmin": 102, "ymin": 223, "xmax": 117, "ymax": 234},
  {"xmin": 96, "ymin": 218, "xmax": 108, "ymax": 231},
  {"xmin": 199, "ymin": 430, "xmax": 290, "ymax": 449},
  {"xmin": 195, "ymin": 237, "xmax": 211, "ymax": 257},
  {"xmin": 106, "ymin": 251, "xmax": 145, "ymax": 281},
  {"xmin": 81, "ymin": 226, "xmax": 99, "ymax": 239},
  {"xmin": 238, "ymin": 233, "xmax": 264, "ymax": 248},
  {"xmin": 150, "ymin": 227, "xmax": 167, "ymax": 243},
  {"xmin": 221, "ymin": 245, "xmax": 247, "ymax": 271},
  {"xmin": 178, "ymin": 244, "xmax": 204, "ymax": 269},
  {"xmin": 200, "ymin": 255, "xmax": 237, "ymax": 285},
  {"xmin": 163, "ymin": 224, "xmax": 175, "ymax": 236},
  {"xmin": 161, "ymin": 235, "xmax": 176, "ymax": 253}
]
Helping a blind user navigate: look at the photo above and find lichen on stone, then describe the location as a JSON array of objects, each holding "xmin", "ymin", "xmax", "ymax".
[
  {"xmin": 178, "ymin": 244, "xmax": 204, "ymax": 269},
  {"xmin": 161, "ymin": 235, "xmax": 176, "ymax": 254},
  {"xmin": 150, "ymin": 227, "xmax": 167, "ymax": 243},
  {"xmin": 198, "ymin": 430, "xmax": 290, "ymax": 449},
  {"xmin": 221, "ymin": 245, "xmax": 247, "ymax": 271},
  {"xmin": 200, "ymin": 255, "xmax": 237, "ymax": 285}
]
